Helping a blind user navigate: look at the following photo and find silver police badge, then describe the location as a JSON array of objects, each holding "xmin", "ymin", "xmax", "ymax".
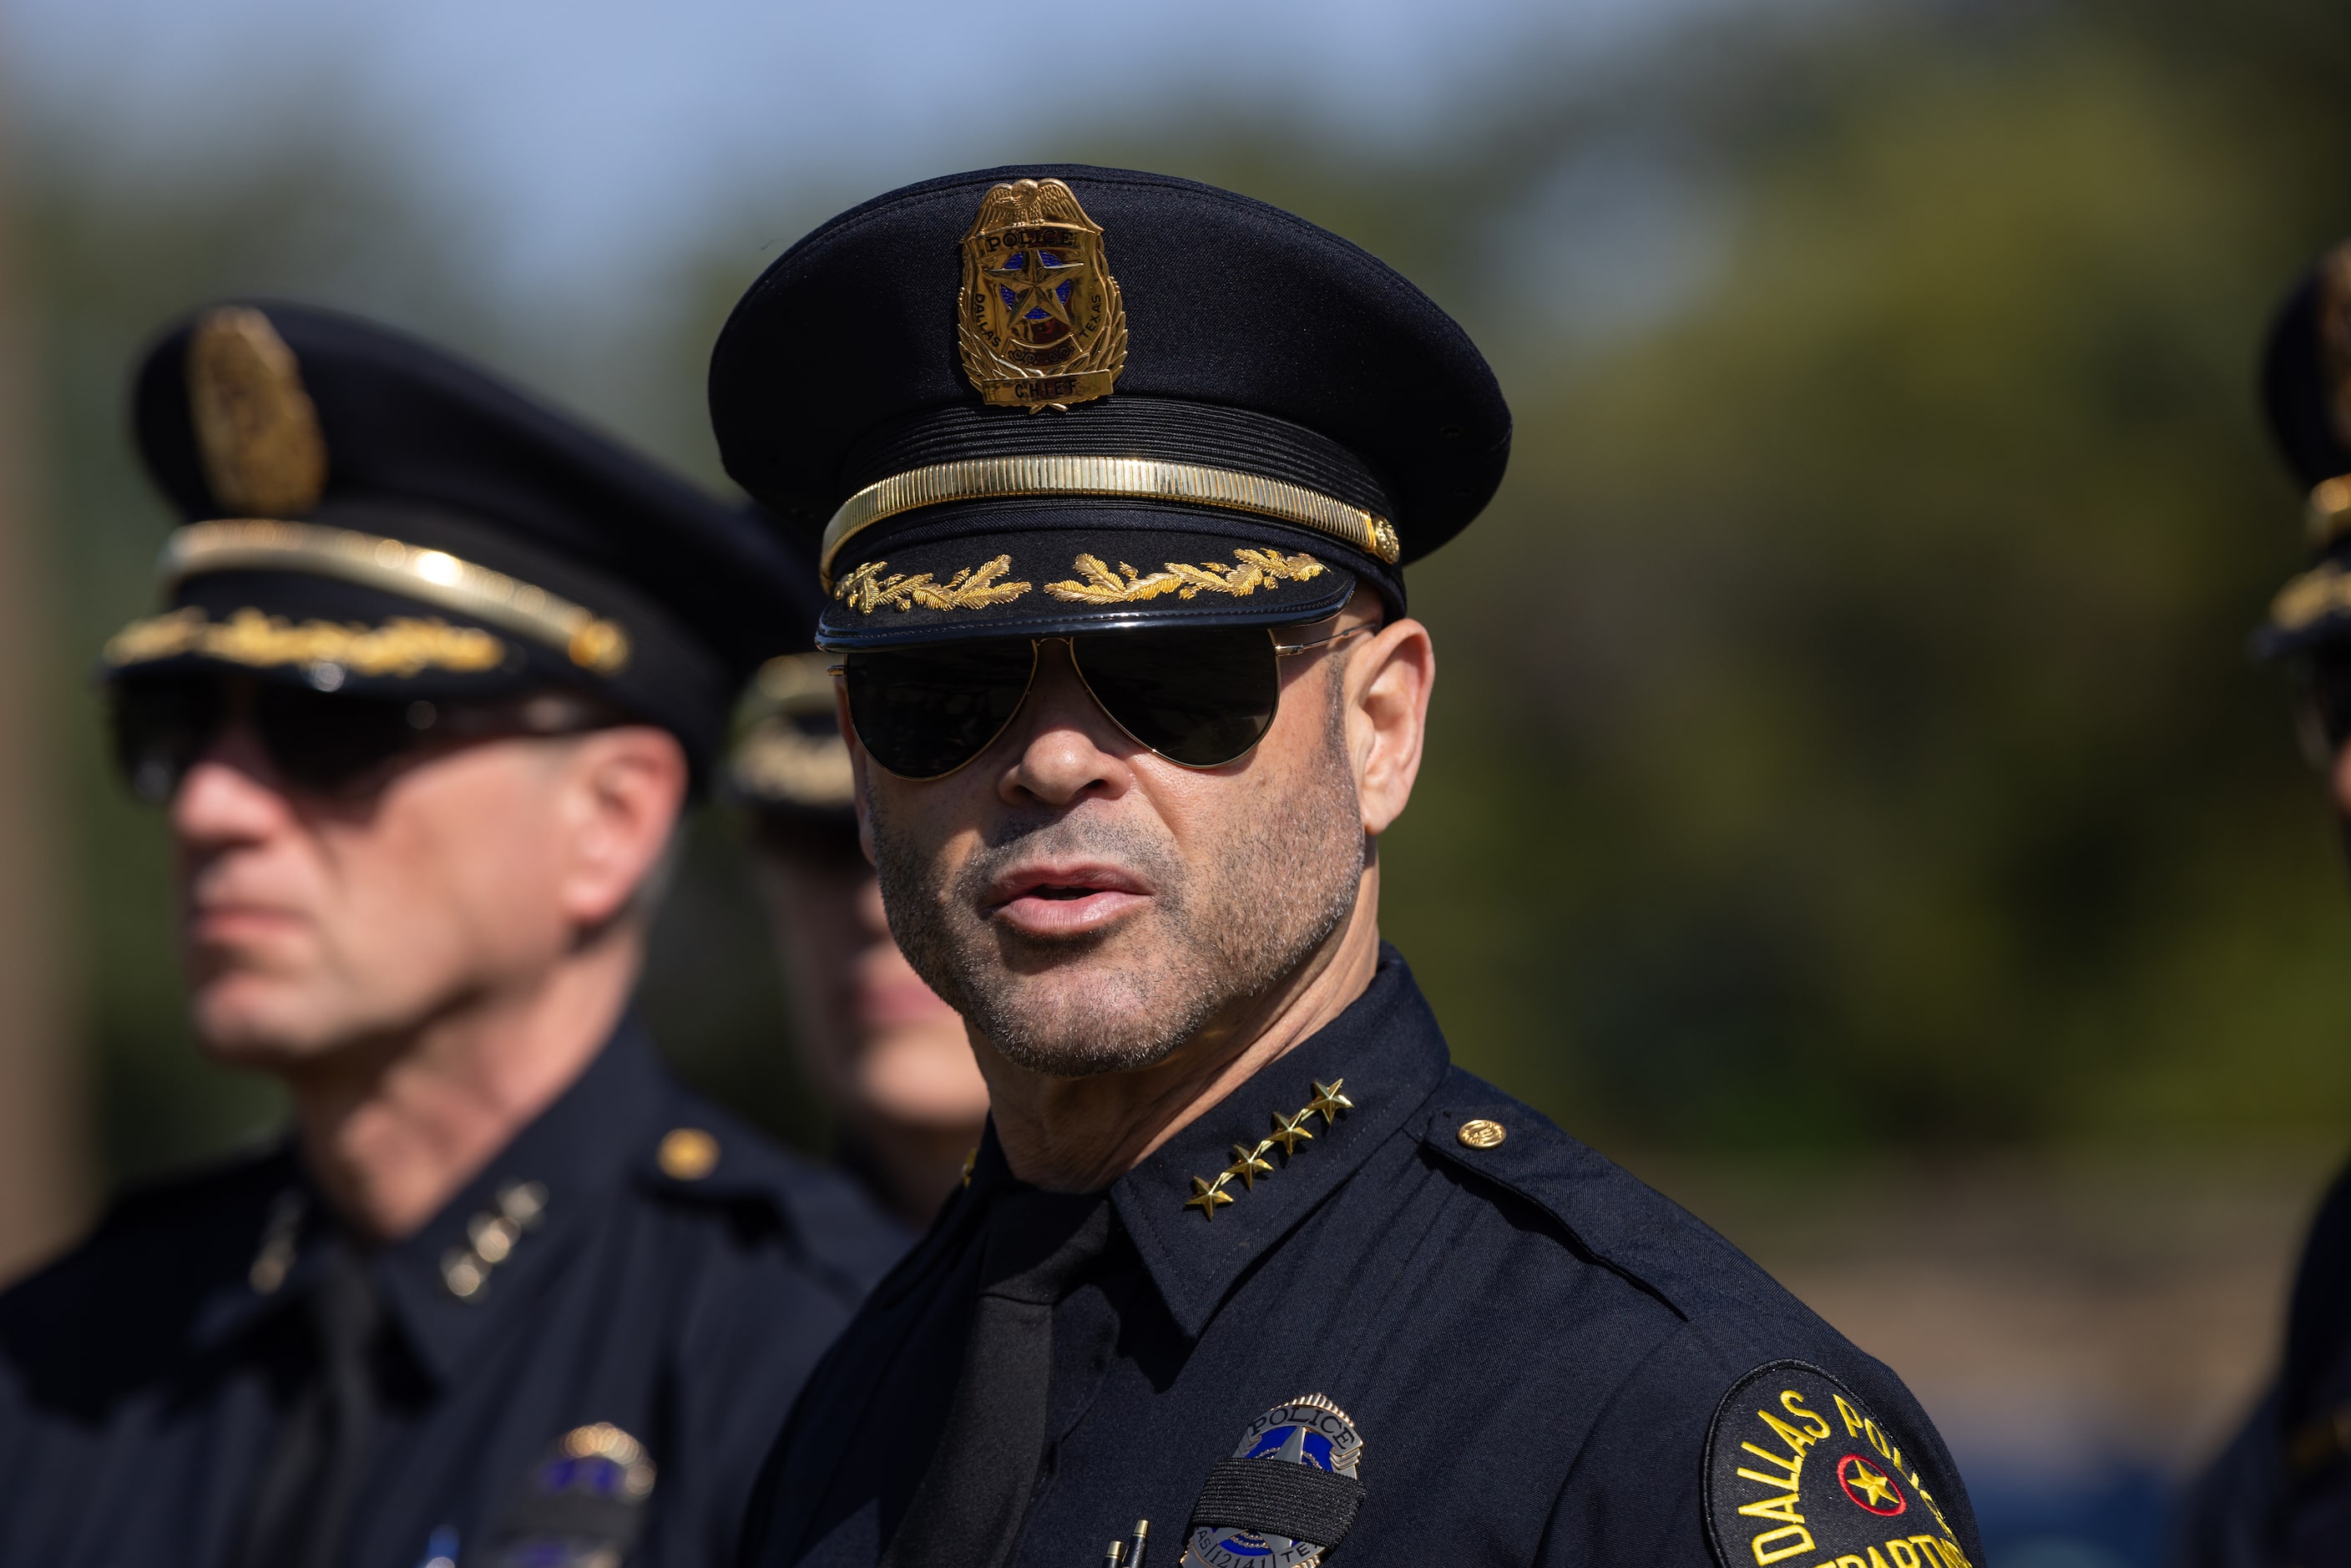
[{"xmin": 1185, "ymin": 1394, "xmax": 1364, "ymax": 1568}]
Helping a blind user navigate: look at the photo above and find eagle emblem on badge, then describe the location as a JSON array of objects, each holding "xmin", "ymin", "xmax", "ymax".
[
  {"xmin": 958, "ymin": 178, "xmax": 1128, "ymax": 410},
  {"xmin": 1183, "ymin": 1394, "xmax": 1366, "ymax": 1568}
]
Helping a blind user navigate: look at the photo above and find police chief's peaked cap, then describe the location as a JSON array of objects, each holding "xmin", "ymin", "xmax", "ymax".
[
  {"xmin": 107, "ymin": 301, "xmax": 821, "ymax": 771},
  {"xmin": 2256, "ymin": 243, "xmax": 2351, "ymax": 659},
  {"xmin": 708, "ymin": 164, "xmax": 1511, "ymax": 650}
]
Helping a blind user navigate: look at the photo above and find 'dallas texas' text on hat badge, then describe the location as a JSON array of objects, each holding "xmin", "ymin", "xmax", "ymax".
[{"xmin": 958, "ymin": 178, "xmax": 1128, "ymax": 411}]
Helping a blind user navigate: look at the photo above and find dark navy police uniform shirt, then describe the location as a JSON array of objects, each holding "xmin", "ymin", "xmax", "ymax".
[
  {"xmin": 744, "ymin": 948, "xmax": 1984, "ymax": 1568},
  {"xmin": 0, "ymin": 1020, "xmax": 908, "ymax": 1568},
  {"xmin": 2181, "ymin": 1156, "xmax": 2351, "ymax": 1568}
]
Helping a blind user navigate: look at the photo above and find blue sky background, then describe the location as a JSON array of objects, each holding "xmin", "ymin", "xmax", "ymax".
[{"xmin": 1, "ymin": 0, "xmax": 1752, "ymax": 298}]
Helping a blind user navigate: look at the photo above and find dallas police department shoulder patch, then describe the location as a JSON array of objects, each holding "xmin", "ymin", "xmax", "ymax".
[
  {"xmin": 1703, "ymin": 1362, "xmax": 1974, "ymax": 1568},
  {"xmin": 1183, "ymin": 1394, "xmax": 1366, "ymax": 1568},
  {"xmin": 483, "ymin": 1422, "xmax": 657, "ymax": 1568}
]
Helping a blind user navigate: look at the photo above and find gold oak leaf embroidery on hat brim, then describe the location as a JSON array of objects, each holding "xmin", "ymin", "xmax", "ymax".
[
  {"xmin": 833, "ymin": 554, "xmax": 1034, "ymax": 615},
  {"xmin": 1045, "ymin": 549, "xmax": 1325, "ymax": 604},
  {"xmin": 1185, "ymin": 1078, "xmax": 1353, "ymax": 1218},
  {"xmin": 104, "ymin": 606, "xmax": 507, "ymax": 678}
]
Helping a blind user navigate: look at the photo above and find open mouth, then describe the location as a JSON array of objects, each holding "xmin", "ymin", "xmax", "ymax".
[{"xmin": 986, "ymin": 864, "xmax": 1154, "ymax": 936}]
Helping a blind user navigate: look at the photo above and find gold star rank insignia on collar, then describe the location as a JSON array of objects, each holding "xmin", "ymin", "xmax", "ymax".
[
  {"xmin": 1182, "ymin": 1080, "xmax": 1361, "ymax": 1218},
  {"xmin": 1225, "ymin": 1143, "xmax": 1275, "ymax": 1190},
  {"xmin": 1186, "ymin": 1176, "xmax": 1236, "ymax": 1217},
  {"xmin": 1266, "ymin": 1110, "xmax": 1315, "ymax": 1156}
]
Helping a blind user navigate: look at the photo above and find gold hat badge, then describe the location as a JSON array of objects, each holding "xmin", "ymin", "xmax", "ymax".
[
  {"xmin": 958, "ymin": 178, "xmax": 1128, "ymax": 411},
  {"xmin": 187, "ymin": 306, "xmax": 328, "ymax": 518}
]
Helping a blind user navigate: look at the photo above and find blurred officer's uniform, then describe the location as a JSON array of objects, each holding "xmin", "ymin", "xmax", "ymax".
[
  {"xmin": 0, "ymin": 305, "xmax": 905, "ymax": 1568},
  {"xmin": 2181, "ymin": 243, "xmax": 2351, "ymax": 1568},
  {"xmin": 711, "ymin": 165, "xmax": 1985, "ymax": 1568}
]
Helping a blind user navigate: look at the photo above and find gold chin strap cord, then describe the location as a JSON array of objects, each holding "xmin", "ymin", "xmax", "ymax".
[
  {"xmin": 818, "ymin": 455, "xmax": 1400, "ymax": 590},
  {"xmin": 159, "ymin": 519, "xmax": 632, "ymax": 674}
]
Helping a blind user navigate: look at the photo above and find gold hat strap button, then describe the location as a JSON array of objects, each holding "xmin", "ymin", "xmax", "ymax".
[
  {"xmin": 658, "ymin": 1126, "xmax": 720, "ymax": 1181},
  {"xmin": 1456, "ymin": 1118, "xmax": 1507, "ymax": 1150}
]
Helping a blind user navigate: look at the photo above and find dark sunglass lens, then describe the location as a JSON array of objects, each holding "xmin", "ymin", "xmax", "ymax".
[
  {"xmin": 845, "ymin": 640, "xmax": 1039, "ymax": 779},
  {"xmin": 255, "ymin": 685, "xmax": 421, "ymax": 794},
  {"xmin": 1074, "ymin": 626, "xmax": 1281, "ymax": 766},
  {"xmin": 110, "ymin": 678, "xmax": 225, "ymax": 802}
]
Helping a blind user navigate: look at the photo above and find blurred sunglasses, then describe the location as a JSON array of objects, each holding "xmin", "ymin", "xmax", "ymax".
[
  {"xmin": 839, "ymin": 619, "xmax": 1373, "ymax": 781},
  {"xmin": 109, "ymin": 675, "xmax": 609, "ymax": 803}
]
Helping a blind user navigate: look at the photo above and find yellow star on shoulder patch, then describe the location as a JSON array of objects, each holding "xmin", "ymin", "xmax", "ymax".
[{"xmin": 1185, "ymin": 1175, "xmax": 1236, "ymax": 1218}]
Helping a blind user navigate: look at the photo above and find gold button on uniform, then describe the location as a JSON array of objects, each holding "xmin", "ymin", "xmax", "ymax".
[
  {"xmin": 1457, "ymin": 1119, "xmax": 1507, "ymax": 1150},
  {"xmin": 658, "ymin": 1127, "xmax": 720, "ymax": 1181}
]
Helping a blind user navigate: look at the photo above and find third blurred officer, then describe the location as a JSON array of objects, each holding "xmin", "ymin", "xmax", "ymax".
[
  {"xmin": 0, "ymin": 304, "xmax": 903, "ymax": 1568},
  {"xmin": 728, "ymin": 650, "xmax": 990, "ymax": 1226},
  {"xmin": 2182, "ymin": 243, "xmax": 2351, "ymax": 1568}
]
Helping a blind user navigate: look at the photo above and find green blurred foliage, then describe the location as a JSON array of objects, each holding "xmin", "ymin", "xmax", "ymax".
[{"xmin": 31, "ymin": 0, "xmax": 2351, "ymax": 1186}]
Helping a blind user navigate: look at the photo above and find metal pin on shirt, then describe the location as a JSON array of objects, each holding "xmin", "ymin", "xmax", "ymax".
[{"xmin": 1127, "ymin": 1518, "xmax": 1150, "ymax": 1568}]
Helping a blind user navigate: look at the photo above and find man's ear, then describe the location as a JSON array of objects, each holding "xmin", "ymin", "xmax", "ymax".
[
  {"xmin": 557, "ymin": 726, "xmax": 690, "ymax": 929},
  {"xmin": 835, "ymin": 677, "xmax": 881, "ymax": 869},
  {"xmin": 1346, "ymin": 615, "xmax": 1434, "ymax": 838}
]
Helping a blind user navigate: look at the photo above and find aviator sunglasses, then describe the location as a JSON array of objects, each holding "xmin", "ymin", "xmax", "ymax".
[
  {"xmin": 110, "ymin": 675, "xmax": 611, "ymax": 802},
  {"xmin": 840, "ymin": 618, "xmax": 1373, "ymax": 781}
]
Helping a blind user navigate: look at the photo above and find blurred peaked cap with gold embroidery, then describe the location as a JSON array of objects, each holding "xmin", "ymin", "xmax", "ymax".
[
  {"xmin": 706, "ymin": 164, "xmax": 1510, "ymax": 651},
  {"xmin": 726, "ymin": 645, "xmax": 858, "ymax": 832},
  {"xmin": 2255, "ymin": 245, "xmax": 2351, "ymax": 660},
  {"xmin": 112, "ymin": 301, "xmax": 823, "ymax": 775},
  {"xmin": 2247, "ymin": 245, "xmax": 2351, "ymax": 662}
]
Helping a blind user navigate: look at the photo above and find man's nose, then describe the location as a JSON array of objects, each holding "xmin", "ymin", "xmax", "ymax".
[
  {"xmin": 997, "ymin": 641, "xmax": 1134, "ymax": 807},
  {"xmin": 169, "ymin": 721, "xmax": 293, "ymax": 848}
]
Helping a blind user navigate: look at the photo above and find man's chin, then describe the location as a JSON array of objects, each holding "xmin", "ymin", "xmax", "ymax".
[{"xmin": 188, "ymin": 979, "xmax": 343, "ymax": 1069}]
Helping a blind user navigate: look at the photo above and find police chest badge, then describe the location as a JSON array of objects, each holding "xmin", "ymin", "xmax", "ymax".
[
  {"xmin": 483, "ymin": 1421, "xmax": 656, "ymax": 1568},
  {"xmin": 958, "ymin": 178, "xmax": 1128, "ymax": 410},
  {"xmin": 1703, "ymin": 1362, "xmax": 1976, "ymax": 1568},
  {"xmin": 1182, "ymin": 1394, "xmax": 1366, "ymax": 1568}
]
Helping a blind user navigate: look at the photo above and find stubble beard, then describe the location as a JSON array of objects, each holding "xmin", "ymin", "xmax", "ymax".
[{"xmin": 872, "ymin": 684, "xmax": 1366, "ymax": 1079}]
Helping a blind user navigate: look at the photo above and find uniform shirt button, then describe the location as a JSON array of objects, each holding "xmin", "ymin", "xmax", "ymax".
[
  {"xmin": 658, "ymin": 1127, "xmax": 720, "ymax": 1181},
  {"xmin": 1457, "ymin": 1118, "xmax": 1507, "ymax": 1150}
]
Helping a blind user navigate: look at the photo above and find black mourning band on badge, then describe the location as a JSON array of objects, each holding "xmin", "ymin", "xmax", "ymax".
[{"xmin": 1185, "ymin": 1458, "xmax": 1366, "ymax": 1546}]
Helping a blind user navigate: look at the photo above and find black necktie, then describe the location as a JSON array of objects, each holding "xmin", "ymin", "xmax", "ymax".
[
  {"xmin": 884, "ymin": 1188, "xmax": 1113, "ymax": 1568},
  {"xmin": 236, "ymin": 1245, "xmax": 382, "ymax": 1568}
]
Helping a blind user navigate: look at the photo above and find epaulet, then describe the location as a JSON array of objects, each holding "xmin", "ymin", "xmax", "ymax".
[
  {"xmin": 2282, "ymin": 1151, "xmax": 2351, "ymax": 1414},
  {"xmin": 1411, "ymin": 1065, "xmax": 1796, "ymax": 1321},
  {"xmin": 68, "ymin": 1141, "xmax": 291, "ymax": 1259},
  {"xmin": 630, "ymin": 1094, "xmax": 911, "ymax": 1295},
  {"xmin": 0, "ymin": 1142, "xmax": 295, "ymax": 1405},
  {"xmin": 1411, "ymin": 1070, "xmax": 1986, "ymax": 1568}
]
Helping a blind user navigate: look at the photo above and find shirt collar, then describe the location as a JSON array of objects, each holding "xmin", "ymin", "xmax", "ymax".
[
  {"xmin": 194, "ymin": 1016, "xmax": 675, "ymax": 1383},
  {"xmin": 1110, "ymin": 946, "xmax": 1450, "ymax": 1339}
]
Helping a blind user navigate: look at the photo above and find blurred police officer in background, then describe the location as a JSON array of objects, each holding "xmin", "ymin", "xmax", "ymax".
[
  {"xmin": 728, "ymin": 649, "xmax": 990, "ymax": 1226},
  {"xmin": 0, "ymin": 303, "xmax": 904, "ymax": 1568},
  {"xmin": 2181, "ymin": 242, "xmax": 2351, "ymax": 1568},
  {"xmin": 716, "ymin": 164, "xmax": 1984, "ymax": 1568}
]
